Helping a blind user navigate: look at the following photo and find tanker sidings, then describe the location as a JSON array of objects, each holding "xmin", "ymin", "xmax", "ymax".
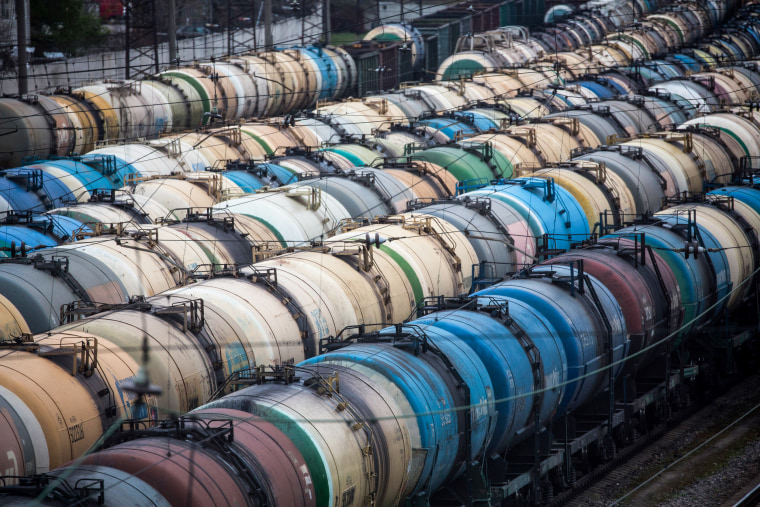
[
  {"xmin": 0, "ymin": 126, "xmax": 759, "ymax": 503},
  {"xmin": 0, "ymin": 0, "xmax": 759, "ymax": 505},
  {"xmin": 0, "ymin": 180, "xmax": 757, "ymax": 505}
]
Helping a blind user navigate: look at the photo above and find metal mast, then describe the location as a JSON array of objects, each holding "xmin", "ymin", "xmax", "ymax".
[{"xmin": 125, "ymin": 0, "xmax": 160, "ymax": 80}]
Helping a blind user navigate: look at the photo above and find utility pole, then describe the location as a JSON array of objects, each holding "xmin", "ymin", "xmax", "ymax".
[
  {"xmin": 227, "ymin": 0, "xmax": 233, "ymax": 55},
  {"xmin": 15, "ymin": 0, "xmax": 28, "ymax": 95},
  {"xmin": 168, "ymin": 0, "xmax": 178, "ymax": 65},
  {"xmin": 252, "ymin": 0, "xmax": 258, "ymax": 51},
  {"xmin": 125, "ymin": 0, "xmax": 131, "ymax": 77},
  {"xmin": 228, "ymin": 0, "xmax": 260, "ymax": 55},
  {"xmin": 125, "ymin": 0, "xmax": 160, "ymax": 80},
  {"xmin": 323, "ymin": 0, "xmax": 331, "ymax": 44},
  {"xmin": 264, "ymin": 0, "xmax": 273, "ymax": 48}
]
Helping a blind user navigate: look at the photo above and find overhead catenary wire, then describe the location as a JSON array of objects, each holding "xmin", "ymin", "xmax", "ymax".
[
  {"xmin": 0, "ymin": 1, "xmax": 756, "ymax": 504},
  {"xmin": 2, "ymin": 103, "xmax": 756, "ymax": 507},
  {"xmin": 0, "ymin": 0, "xmax": 749, "ymax": 130},
  {"xmin": 2, "ymin": 47, "xmax": 756, "ymax": 258},
  {"xmin": 2, "ymin": 189, "xmax": 755, "ymax": 361},
  {"xmin": 1, "ymin": 48, "xmax": 756, "ymax": 148},
  {"xmin": 0, "ymin": 3, "xmax": 756, "ymax": 128},
  {"xmin": 1, "ymin": 66, "xmax": 756, "ymax": 276},
  {"xmin": 0, "ymin": 0, "xmax": 756, "ymax": 420},
  {"xmin": 19, "ymin": 258, "xmax": 760, "ymax": 507}
]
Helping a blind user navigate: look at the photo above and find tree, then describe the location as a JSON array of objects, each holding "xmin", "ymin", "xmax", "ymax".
[{"xmin": 30, "ymin": 0, "xmax": 107, "ymax": 56}]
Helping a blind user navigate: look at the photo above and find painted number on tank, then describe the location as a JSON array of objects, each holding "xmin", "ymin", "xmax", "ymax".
[
  {"xmin": 5, "ymin": 451, "xmax": 18, "ymax": 480},
  {"xmin": 473, "ymin": 396, "xmax": 489, "ymax": 421},
  {"xmin": 439, "ymin": 397, "xmax": 452, "ymax": 426},
  {"xmin": 300, "ymin": 464, "xmax": 314, "ymax": 499},
  {"xmin": 68, "ymin": 422, "xmax": 85, "ymax": 443}
]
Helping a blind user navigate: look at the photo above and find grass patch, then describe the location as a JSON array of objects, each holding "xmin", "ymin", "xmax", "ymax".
[{"xmin": 328, "ymin": 32, "xmax": 366, "ymax": 45}]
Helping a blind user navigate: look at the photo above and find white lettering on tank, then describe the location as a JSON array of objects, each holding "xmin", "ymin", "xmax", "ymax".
[
  {"xmin": 5, "ymin": 450, "xmax": 18, "ymax": 479},
  {"xmin": 544, "ymin": 369, "xmax": 560, "ymax": 389}
]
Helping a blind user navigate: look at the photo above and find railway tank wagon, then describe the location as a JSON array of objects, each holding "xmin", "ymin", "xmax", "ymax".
[
  {"xmin": 0, "ymin": 172, "xmax": 756, "ymax": 500},
  {"xmin": 6, "ymin": 65, "xmax": 760, "ymax": 218},
  {"xmin": 0, "ymin": 75, "xmax": 752, "ymax": 404},
  {"xmin": 0, "ymin": 201, "xmax": 480, "ymax": 475},
  {"xmin": 0, "ymin": 294, "xmax": 29, "ymax": 341},
  {"xmin": 0, "ymin": 81, "xmax": 758, "ymax": 347},
  {"xmin": 0, "ymin": 0, "xmax": 759, "ymax": 504},
  {"xmin": 9, "ymin": 171, "xmax": 757, "ymax": 505},
  {"xmin": 0, "ymin": 151, "xmax": 756, "ymax": 496},
  {"xmin": 2, "ymin": 0, "xmax": 758, "ymax": 185}
]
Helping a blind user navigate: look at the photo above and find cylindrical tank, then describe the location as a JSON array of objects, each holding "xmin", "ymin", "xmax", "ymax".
[
  {"xmin": 158, "ymin": 68, "xmax": 219, "ymax": 124},
  {"xmin": 655, "ymin": 208, "xmax": 732, "ymax": 315},
  {"xmin": 550, "ymin": 244, "xmax": 681, "ymax": 373},
  {"xmin": 49, "ymin": 199, "xmax": 154, "ymax": 225},
  {"xmin": 530, "ymin": 164, "xmax": 636, "ymax": 229},
  {"xmin": 158, "ymin": 278, "xmax": 305, "ymax": 367},
  {"xmin": 364, "ymin": 24, "xmax": 426, "ymax": 69},
  {"xmin": 413, "ymin": 144, "xmax": 512, "ymax": 183},
  {"xmin": 708, "ymin": 186, "xmax": 760, "ymax": 247},
  {"xmin": 58, "ymin": 308, "xmax": 216, "ymax": 415},
  {"xmin": 604, "ymin": 221, "xmax": 715, "ymax": 341},
  {"xmin": 0, "ymin": 99, "xmax": 55, "ymax": 169},
  {"xmin": 190, "ymin": 409, "xmax": 317, "ymax": 506},
  {"xmin": 476, "ymin": 265, "xmax": 627, "ymax": 414},
  {"xmin": 0, "ymin": 252, "xmax": 129, "ymax": 333},
  {"xmin": 204, "ymin": 363, "xmax": 411, "ymax": 506},
  {"xmin": 213, "ymin": 187, "xmax": 351, "ymax": 247},
  {"xmin": 666, "ymin": 203, "xmax": 752, "ymax": 310},
  {"xmin": 299, "ymin": 344, "xmax": 459, "ymax": 498},
  {"xmin": 129, "ymin": 178, "xmax": 222, "ymax": 220},
  {"xmin": 620, "ymin": 136, "xmax": 706, "ymax": 195},
  {"xmin": 573, "ymin": 146, "xmax": 667, "ymax": 216},
  {"xmin": 293, "ymin": 174, "xmax": 395, "ymax": 219},
  {"xmin": 466, "ymin": 178, "xmax": 590, "ymax": 252},
  {"xmin": 242, "ymin": 246, "xmax": 408, "ymax": 353},
  {"xmin": 73, "ymin": 436, "xmax": 251, "ymax": 506},
  {"xmin": 0, "ymin": 352, "xmax": 104, "ymax": 472},
  {"xmin": 414, "ymin": 306, "xmax": 566, "ymax": 453},
  {"xmin": 46, "ymin": 94, "xmax": 103, "ymax": 157},
  {"xmin": 681, "ymin": 113, "xmax": 760, "ymax": 160},
  {"xmin": 0, "ymin": 293, "xmax": 29, "ymax": 340},
  {"xmin": 77, "ymin": 84, "xmax": 157, "ymax": 140}
]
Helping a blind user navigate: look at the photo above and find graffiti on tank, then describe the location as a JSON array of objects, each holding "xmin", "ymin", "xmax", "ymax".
[{"xmin": 311, "ymin": 308, "xmax": 330, "ymax": 338}]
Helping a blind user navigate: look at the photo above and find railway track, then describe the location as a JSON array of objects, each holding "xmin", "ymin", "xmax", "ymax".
[
  {"xmin": 548, "ymin": 373, "xmax": 760, "ymax": 507},
  {"xmin": 734, "ymin": 478, "xmax": 760, "ymax": 507},
  {"xmin": 731, "ymin": 481, "xmax": 760, "ymax": 507}
]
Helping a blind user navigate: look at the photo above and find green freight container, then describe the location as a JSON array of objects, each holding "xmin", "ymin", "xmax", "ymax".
[
  {"xmin": 422, "ymin": 17, "xmax": 460, "ymax": 55},
  {"xmin": 422, "ymin": 33, "xmax": 439, "ymax": 79},
  {"xmin": 399, "ymin": 45, "xmax": 415, "ymax": 83},
  {"xmin": 535, "ymin": 0, "xmax": 546, "ymax": 26},
  {"xmin": 500, "ymin": 1, "xmax": 517, "ymax": 26},
  {"xmin": 344, "ymin": 49, "xmax": 381, "ymax": 96},
  {"xmin": 414, "ymin": 21, "xmax": 453, "ymax": 65},
  {"xmin": 459, "ymin": 15, "xmax": 473, "ymax": 36}
]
